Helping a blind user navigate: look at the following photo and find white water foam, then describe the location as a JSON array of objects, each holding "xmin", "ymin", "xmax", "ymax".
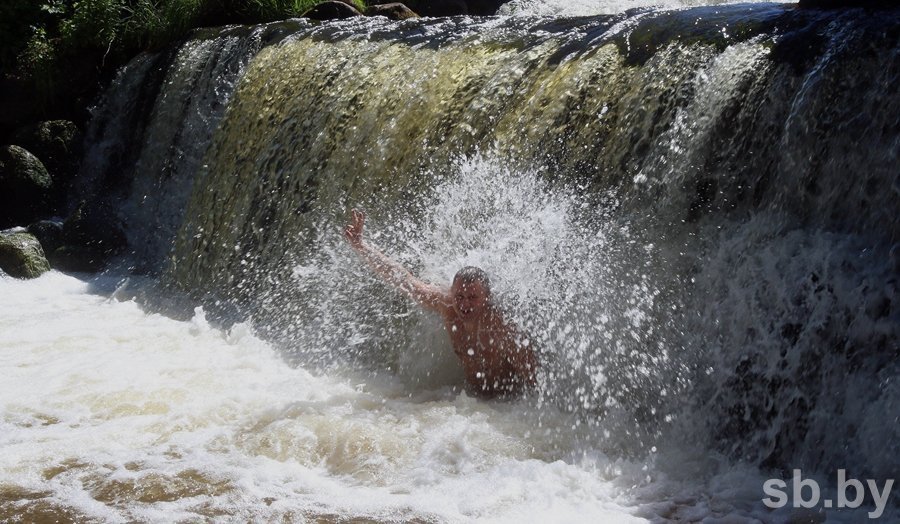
[
  {"xmin": 1, "ymin": 265, "xmax": 892, "ymax": 520},
  {"xmin": 284, "ymin": 155, "xmax": 673, "ymax": 438},
  {"xmin": 1, "ymin": 271, "xmax": 651, "ymax": 521}
]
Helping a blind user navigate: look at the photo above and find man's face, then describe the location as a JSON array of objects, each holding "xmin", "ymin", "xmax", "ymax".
[{"xmin": 452, "ymin": 279, "xmax": 489, "ymax": 320}]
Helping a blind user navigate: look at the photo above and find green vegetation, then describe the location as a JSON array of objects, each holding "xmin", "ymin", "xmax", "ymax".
[{"xmin": 0, "ymin": 0, "xmax": 365, "ymax": 124}]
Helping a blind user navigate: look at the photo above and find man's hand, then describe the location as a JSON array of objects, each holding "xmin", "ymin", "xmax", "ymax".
[
  {"xmin": 343, "ymin": 207, "xmax": 449, "ymax": 314},
  {"xmin": 344, "ymin": 208, "xmax": 365, "ymax": 249}
]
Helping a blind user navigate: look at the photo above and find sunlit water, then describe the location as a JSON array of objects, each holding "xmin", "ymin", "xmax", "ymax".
[
  {"xmin": 0, "ymin": 271, "xmax": 640, "ymax": 522},
  {"xmin": 3, "ymin": 158, "xmax": 893, "ymax": 522},
  {"xmin": 0, "ymin": 271, "xmax": 798, "ymax": 523},
  {"xmin": 280, "ymin": 157, "xmax": 680, "ymax": 454}
]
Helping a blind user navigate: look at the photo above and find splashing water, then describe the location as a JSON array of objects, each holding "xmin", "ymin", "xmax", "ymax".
[
  {"xmin": 2, "ymin": 248, "xmax": 891, "ymax": 521},
  {"xmin": 275, "ymin": 156, "xmax": 681, "ymax": 458},
  {"xmin": 0, "ymin": 273, "xmax": 648, "ymax": 522}
]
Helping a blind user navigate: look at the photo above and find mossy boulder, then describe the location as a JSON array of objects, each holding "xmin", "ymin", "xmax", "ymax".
[
  {"xmin": 302, "ymin": 1, "xmax": 364, "ymax": 20},
  {"xmin": 0, "ymin": 145, "xmax": 53, "ymax": 229},
  {"xmin": 12, "ymin": 120, "xmax": 83, "ymax": 201},
  {"xmin": 0, "ymin": 231, "xmax": 51, "ymax": 279},
  {"xmin": 392, "ymin": 0, "xmax": 504, "ymax": 16},
  {"xmin": 366, "ymin": 3, "xmax": 420, "ymax": 19}
]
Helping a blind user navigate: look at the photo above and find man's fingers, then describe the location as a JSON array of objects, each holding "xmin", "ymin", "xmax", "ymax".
[
  {"xmin": 347, "ymin": 208, "xmax": 365, "ymax": 243},
  {"xmin": 344, "ymin": 222, "xmax": 361, "ymax": 242},
  {"xmin": 351, "ymin": 209, "xmax": 365, "ymax": 232}
]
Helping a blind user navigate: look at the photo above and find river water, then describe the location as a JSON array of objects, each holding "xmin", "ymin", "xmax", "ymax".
[
  {"xmin": 2, "ymin": 161, "xmax": 894, "ymax": 521},
  {"xmin": 0, "ymin": 271, "xmax": 839, "ymax": 522},
  {"xmin": 0, "ymin": 271, "xmax": 685, "ymax": 521}
]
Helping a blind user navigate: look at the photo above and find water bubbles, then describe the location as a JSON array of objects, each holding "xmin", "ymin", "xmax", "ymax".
[{"xmin": 267, "ymin": 152, "xmax": 679, "ymax": 454}]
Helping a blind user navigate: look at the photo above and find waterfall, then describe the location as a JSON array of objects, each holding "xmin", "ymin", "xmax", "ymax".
[
  {"xmin": 83, "ymin": 3, "xmax": 898, "ymax": 485},
  {"xmin": 78, "ymin": 23, "xmax": 295, "ymax": 272}
]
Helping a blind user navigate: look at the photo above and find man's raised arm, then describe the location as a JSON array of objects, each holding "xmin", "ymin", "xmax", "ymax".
[{"xmin": 344, "ymin": 208, "xmax": 448, "ymax": 314}]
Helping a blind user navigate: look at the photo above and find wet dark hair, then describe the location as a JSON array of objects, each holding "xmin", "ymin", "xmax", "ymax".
[{"xmin": 453, "ymin": 266, "xmax": 491, "ymax": 294}]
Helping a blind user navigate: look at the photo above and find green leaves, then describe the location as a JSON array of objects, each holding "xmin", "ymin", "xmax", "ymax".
[{"xmin": 1, "ymin": 0, "xmax": 347, "ymax": 114}]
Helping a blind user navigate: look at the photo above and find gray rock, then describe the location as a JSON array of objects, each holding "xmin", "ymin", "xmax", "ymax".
[
  {"xmin": 366, "ymin": 3, "xmax": 420, "ymax": 19},
  {"xmin": 50, "ymin": 202, "xmax": 126, "ymax": 272},
  {"xmin": 49, "ymin": 245, "xmax": 107, "ymax": 273},
  {"xmin": 369, "ymin": 0, "xmax": 505, "ymax": 16},
  {"xmin": 27, "ymin": 220, "xmax": 65, "ymax": 260},
  {"xmin": 0, "ymin": 145, "xmax": 53, "ymax": 229},
  {"xmin": 12, "ymin": 120, "xmax": 83, "ymax": 199},
  {"xmin": 302, "ymin": 1, "xmax": 364, "ymax": 20},
  {"xmin": 0, "ymin": 231, "xmax": 51, "ymax": 279}
]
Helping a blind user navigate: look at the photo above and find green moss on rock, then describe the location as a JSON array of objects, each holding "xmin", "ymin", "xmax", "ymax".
[
  {"xmin": 0, "ymin": 231, "xmax": 51, "ymax": 279},
  {"xmin": 12, "ymin": 120, "xmax": 82, "ymax": 180},
  {"xmin": 0, "ymin": 145, "xmax": 53, "ymax": 228}
]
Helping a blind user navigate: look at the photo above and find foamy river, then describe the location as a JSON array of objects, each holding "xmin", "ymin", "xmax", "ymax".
[
  {"xmin": 2, "ymin": 271, "xmax": 890, "ymax": 523},
  {"xmin": 1, "ymin": 272, "xmax": 649, "ymax": 522}
]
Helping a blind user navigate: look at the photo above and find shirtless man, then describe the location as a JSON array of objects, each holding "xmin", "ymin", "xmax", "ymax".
[{"xmin": 343, "ymin": 209, "xmax": 537, "ymax": 398}]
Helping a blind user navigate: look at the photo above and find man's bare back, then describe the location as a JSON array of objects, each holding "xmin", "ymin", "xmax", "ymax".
[{"xmin": 344, "ymin": 209, "xmax": 537, "ymax": 398}]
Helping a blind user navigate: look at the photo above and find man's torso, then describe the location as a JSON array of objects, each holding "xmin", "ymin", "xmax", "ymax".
[{"xmin": 442, "ymin": 309, "xmax": 527, "ymax": 398}]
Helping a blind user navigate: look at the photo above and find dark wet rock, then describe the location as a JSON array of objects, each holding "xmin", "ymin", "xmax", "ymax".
[
  {"xmin": 50, "ymin": 245, "xmax": 105, "ymax": 272},
  {"xmin": 366, "ymin": 2, "xmax": 420, "ymax": 19},
  {"xmin": 687, "ymin": 177, "xmax": 717, "ymax": 223},
  {"xmin": 367, "ymin": 0, "xmax": 505, "ymax": 17},
  {"xmin": 0, "ymin": 145, "xmax": 53, "ymax": 229},
  {"xmin": 52, "ymin": 203, "xmax": 127, "ymax": 272},
  {"xmin": 27, "ymin": 220, "xmax": 65, "ymax": 261},
  {"xmin": 12, "ymin": 120, "xmax": 83, "ymax": 201},
  {"xmin": 0, "ymin": 231, "xmax": 51, "ymax": 279},
  {"xmin": 302, "ymin": 1, "xmax": 363, "ymax": 20}
]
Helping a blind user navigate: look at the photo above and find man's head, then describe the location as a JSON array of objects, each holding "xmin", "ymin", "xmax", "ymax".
[{"xmin": 451, "ymin": 266, "xmax": 491, "ymax": 321}]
